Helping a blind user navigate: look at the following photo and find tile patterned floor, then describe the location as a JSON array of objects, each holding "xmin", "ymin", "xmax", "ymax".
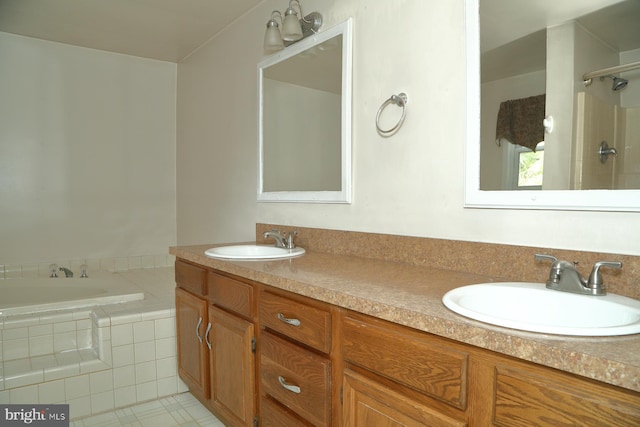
[{"xmin": 71, "ymin": 393, "xmax": 225, "ymax": 426}]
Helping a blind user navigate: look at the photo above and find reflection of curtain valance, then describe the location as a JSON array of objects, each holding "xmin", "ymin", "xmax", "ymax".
[{"xmin": 495, "ymin": 94, "xmax": 545, "ymax": 152}]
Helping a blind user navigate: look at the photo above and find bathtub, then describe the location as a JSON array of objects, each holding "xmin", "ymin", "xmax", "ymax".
[{"xmin": 0, "ymin": 276, "xmax": 144, "ymax": 316}]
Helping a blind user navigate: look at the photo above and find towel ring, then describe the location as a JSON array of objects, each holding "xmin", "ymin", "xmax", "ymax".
[{"xmin": 376, "ymin": 93, "xmax": 408, "ymax": 136}]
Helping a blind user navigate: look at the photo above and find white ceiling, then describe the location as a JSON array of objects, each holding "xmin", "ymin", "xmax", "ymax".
[{"xmin": 0, "ymin": 0, "xmax": 264, "ymax": 62}]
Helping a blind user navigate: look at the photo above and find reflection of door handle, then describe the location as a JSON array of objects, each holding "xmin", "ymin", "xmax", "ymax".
[{"xmin": 599, "ymin": 141, "xmax": 617, "ymax": 164}]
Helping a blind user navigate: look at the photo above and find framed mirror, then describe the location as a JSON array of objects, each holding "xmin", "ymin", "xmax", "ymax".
[
  {"xmin": 465, "ymin": 0, "xmax": 640, "ymax": 211},
  {"xmin": 258, "ymin": 19, "xmax": 352, "ymax": 203}
]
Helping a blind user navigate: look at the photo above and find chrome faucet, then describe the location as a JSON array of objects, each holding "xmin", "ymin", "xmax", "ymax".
[
  {"xmin": 263, "ymin": 229, "xmax": 297, "ymax": 249},
  {"xmin": 535, "ymin": 254, "xmax": 622, "ymax": 296},
  {"xmin": 59, "ymin": 267, "xmax": 74, "ymax": 278}
]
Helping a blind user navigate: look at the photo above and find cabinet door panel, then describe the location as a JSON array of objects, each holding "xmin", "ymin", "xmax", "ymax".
[
  {"xmin": 343, "ymin": 369, "xmax": 467, "ymax": 427},
  {"xmin": 492, "ymin": 365, "xmax": 640, "ymax": 426},
  {"xmin": 209, "ymin": 305, "xmax": 256, "ymax": 427},
  {"xmin": 176, "ymin": 287, "xmax": 209, "ymax": 399}
]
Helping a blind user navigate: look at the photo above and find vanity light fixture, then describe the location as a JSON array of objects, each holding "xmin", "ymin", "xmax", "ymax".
[{"xmin": 263, "ymin": 0, "xmax": 323, "ymax": 53}]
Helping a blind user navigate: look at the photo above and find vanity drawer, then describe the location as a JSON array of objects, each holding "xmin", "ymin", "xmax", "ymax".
[
  {"xmin": 208, "ymin": 271, "xmax": 254, "ymax": 318},
  {"xmin": 342, "ymin": 313, "xmax": 469, "ymax": 410},
  {"xmin": 175, "ymin": 260, "xmax": 207, "ymax": 296},
  {"xmin": 260, "ymin": 331, "xmax": 331, "ymax": 427},
  {"xmin": 261, "ymin": 396, "xmax": 314, "ymax": 427},
  {"xmin": 259, "ymin": 291, "xmax": 331, "ymax": 353}
]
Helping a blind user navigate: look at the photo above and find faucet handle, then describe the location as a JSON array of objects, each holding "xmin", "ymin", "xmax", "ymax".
[
  {"xmin": 587, "ymin": 261, "xmax": 622, "ymax": 291},
  {"xmin": 534, "ymin": 254, "xmax": 558, "ymax": 264},
  {"xmin": 286, "ymin": 231, "xmax": 298, "ymax": 249}
]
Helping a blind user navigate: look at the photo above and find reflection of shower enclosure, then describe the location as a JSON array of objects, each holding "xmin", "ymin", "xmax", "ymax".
[{"xmin": 573, "ymin": 92, "xmax": 640, "ymax": 189}]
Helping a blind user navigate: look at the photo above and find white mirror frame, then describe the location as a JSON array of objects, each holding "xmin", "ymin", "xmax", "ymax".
[
  {"xmin": 464, "ymin": 0, "xmax": 640, "ymax": 212},
  {"xmin": 258, "ymin": 19, "xmax": 352, "ymax": 203}
]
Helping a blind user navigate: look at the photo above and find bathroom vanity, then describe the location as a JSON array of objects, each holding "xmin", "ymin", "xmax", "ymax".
[{"xmin": 172, "ymin": 243, "xmax": 640, "ymax": 426}]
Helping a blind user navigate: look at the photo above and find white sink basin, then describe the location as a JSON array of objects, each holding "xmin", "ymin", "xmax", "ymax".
[
  {"xmin": 442, "ymin": 282, "xmax": 640, "ymax": 336},
  {"xmin": 204, "ymin": 245, "xmax": 305, "ymax": 260}
]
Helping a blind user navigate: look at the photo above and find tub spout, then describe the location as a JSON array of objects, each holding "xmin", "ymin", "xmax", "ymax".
[{"xmin": 59, "ymin": 267, "xmax": 74, "ymax": 278}]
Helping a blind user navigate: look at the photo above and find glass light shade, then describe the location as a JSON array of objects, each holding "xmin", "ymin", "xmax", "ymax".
[
  {"xmin": 282, "ymin": 10, "xmax": 303, "ymax": 41},
  {"xmin": 264, "ymin": 23, "xmax": 284, "ymax": 53}
]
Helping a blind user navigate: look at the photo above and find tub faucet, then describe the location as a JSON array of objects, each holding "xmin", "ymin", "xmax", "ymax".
[
  {"xmin": 535, "ymin": 254, "xmax": 622, "ymax": 296},
  {"xmin": 59, "ymin": 267, "xmax": 74, "ymax": 278},
  {"xmin": 263, "ymin": 229, "xmax": 297, "ymax": 249}
]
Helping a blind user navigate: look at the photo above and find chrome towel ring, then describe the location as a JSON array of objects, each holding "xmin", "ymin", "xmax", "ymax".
[{"xmin": 376, "ymin": 93, "xmax": 408, "ymax": 136}]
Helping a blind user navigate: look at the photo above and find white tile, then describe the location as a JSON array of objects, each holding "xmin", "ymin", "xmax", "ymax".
[
  {"xmin": 110, "ymin": 313, "xmax": 142, "ymax": 326},
  {"xmin": 135, "ymin": 381, "xmax": 158, "ymax": 402},
  {"xmin": 38, "ymin": 379, "xmax": 65, "ymax": 403},
  {"xmin": 90, "ymin": 370, "xmax": 113, "ymax": 394},
  {"xmin": 68, "ymin": 395, "xmax": 92, "ymax": 419},
  {"xmin": 113, "ymin": 385, "xmax": 137, "ymax": 409},
  {"xmin": 44, "ymin": 363, "xmax": 80, "ymax": 381},
  {"xmin": 29, "ymin": 335, "xmax": 54, "ymax": 357},
  {"xmin": 9, "ymin": 385, "xmax": 38, "ymax": 403},
  {"xmin": 134, "ymin": 341, "xmax": 155, "ymax": 363},
  {"xmin": 54, "ymin": 321, "xmax": 76, "ymax": 334},
  {"xmin": 29, "ymin": 324, "xmax": 53, "ymax": 337},
  {"xmin": 113, "ymin": 365, "xmax": 136, "ymax": 389},
  {"xmin": 156, "ymin": 357, "xmax": 177, "ymax": 379},
  {"xmin": 5, "ymin": 369, "xmax": 43, "ymax": 389},
  {"xmin": 65, "ymin": 374, "xmax": 90, "ymax": 400},
  {"xmin": 76, "ymin": 329, "xmax": 92, "ymax": 350},
  {"xmin": 54, "ymin": 331, "xmax": 77, "ymax": 352},
  {"xmin": 111, "ymin": 324, "xmax": 134, "ymax": 346},
  {"xmin": 30, "ymin": 354, "xmax": 57, "ymax": 370},
  {"xmin": 154, "ymin": 318, "xmax": 175, "ymax": 339},
  {"xmin": 156, "ymin": 377, "xmax": 177, "ymax": 398},
  {"xmin": 0, "ymin": 391, "xmax": 10, "ymax": 404},
  {"xmin": 135, "ymin": 361, "xmax": 156, "ymax": 384},
  {"xmin": 4, "ymin": 338, "xmax": 29, "ymax": 360},
  {"xmin": 155, "ymin": 337, "xmax": 176, "ymax": 359},
  {"xmin": 133, "ymin": 321, "xmax": 155, "ymax": 343},
  {"xmin": 79, "ymin": 359, "xmax": 108, "ymax": 374},
  {"xmin": 112, "ymin": 344, "xmax": 135, "ymax": 367},
  {"xmin": 90, "ymin": 390, "xmax": 115, "ymax": 413}
]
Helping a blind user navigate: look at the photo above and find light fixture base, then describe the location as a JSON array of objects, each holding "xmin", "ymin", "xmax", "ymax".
[{"xmin": 301, "ymin": 12, "xmax": 323, "ymax": 37}]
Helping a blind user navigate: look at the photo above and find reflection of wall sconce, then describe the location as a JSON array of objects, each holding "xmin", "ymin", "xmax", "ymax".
[{"xmin": 264, "ymin": 0, "xmax": 323, "ymax": 54}]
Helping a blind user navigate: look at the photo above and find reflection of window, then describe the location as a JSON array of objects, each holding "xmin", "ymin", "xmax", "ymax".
[{"xmin": 504, "ymin": 142, "xmax": 544, "ymax": 190}]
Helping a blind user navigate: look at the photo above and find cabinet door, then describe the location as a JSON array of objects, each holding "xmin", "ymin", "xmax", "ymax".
[
  {"xmin": 343, "ymin": 369, "xmax": 467, "ymax": 427},
  {"xmin": 209, "ymin": 305, "xmax": 256, "ymax": 427},
  {"xmin": 176, "ymin": 287, "xmax": 209, "ymax": 399}
]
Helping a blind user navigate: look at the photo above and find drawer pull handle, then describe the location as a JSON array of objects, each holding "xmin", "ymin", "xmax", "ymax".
[
  {"xmin": 196, "ymin": 317, "xmax": 203, "ymax": 343},
  {"xmin": 278, "ymin": 376, "xmax": 301, "ymax": 394},
  {"xmin": 205, "ymin": 322, "xmax": 212, "ymax": 350},
  {"xmin": 277, "ymin": 313, "xmax": 301, "ymax": 327}
]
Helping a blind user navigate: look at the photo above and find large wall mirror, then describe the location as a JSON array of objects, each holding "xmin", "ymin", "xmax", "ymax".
[
  {"xmin": 258, "ymin": 19, "xmax": 352, "ymax": 203},
  {"xmin": 465, "ymin": 0, "xmax": 640, "ymax": 211}
]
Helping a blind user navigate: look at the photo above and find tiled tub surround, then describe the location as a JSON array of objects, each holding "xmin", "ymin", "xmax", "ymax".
[
  {"xmin": 0, "ymin": 265, "xmax": 188, "ymax": 419},
  {"xmin": 171, "ymin": 226, "xmax": 640, "ymax": 393}
]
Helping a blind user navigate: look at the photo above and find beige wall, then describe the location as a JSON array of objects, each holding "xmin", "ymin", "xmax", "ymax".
[
  {"xmin": 174, "ymin": 0, "xmax": 637, "ymax": 256},
  {"xmin": 0, "ymin": 32, "xmax": 177, "ymax": 264}
]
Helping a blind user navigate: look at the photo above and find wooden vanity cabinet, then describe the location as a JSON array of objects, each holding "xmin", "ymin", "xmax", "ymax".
[
  {"xmin": 259, "ymin": 290, "xmax": 333, "ymax": 426},
  {"xmin": 207, "ymin": 271, "xmax": 257, "ymax": 427},
  {"xmin": 175, "ymin": 261, "xmax": 209, "ymax": 402},
  {"xmin": 341, "ymin": 311, "xmax": 640, "ymax": 427},
  {"xmin": 341, "ymin": 312, "xmax": 469, "ymax": 427}
]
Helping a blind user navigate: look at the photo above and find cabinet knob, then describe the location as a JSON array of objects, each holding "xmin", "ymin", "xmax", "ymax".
[
  {"xmin": 278, "ymin": 376, "xmax": 301, "ymax": 394},
  {"xmin": 277, "ymin": 312, "xmax": 301, "ymax": 327}
]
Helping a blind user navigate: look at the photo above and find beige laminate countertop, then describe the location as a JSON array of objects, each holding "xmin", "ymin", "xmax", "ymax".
[{"xmin": 170, "ymin": 244, "xmax": 640, "ymax": 393}]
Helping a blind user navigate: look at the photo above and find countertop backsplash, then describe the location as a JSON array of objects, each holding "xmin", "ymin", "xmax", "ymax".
[{"xmin": 256, "ymin": 223, "xmax": 640, "ymax": 300}]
